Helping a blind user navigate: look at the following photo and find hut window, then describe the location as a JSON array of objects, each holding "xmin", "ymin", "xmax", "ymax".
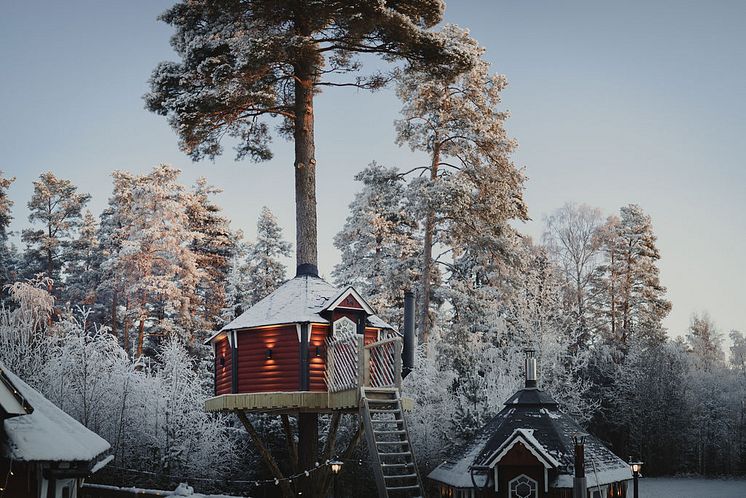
[
  {"xmin": 508, "ymin": 474, "xmax": 538, "ymax": 498},
  {"xmin": 333, "ymin": 316, "xmax": 357, "ymax": 339}
]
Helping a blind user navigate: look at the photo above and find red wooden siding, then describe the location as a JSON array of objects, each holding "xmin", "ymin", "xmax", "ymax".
[
  {"xmin": 309, "ymin": 324, "xmax": 329, "ymax": 391},
  {"xmin": 364, "ymin": 327, "xmax": 380, "ymax": 345},
  {"xmin": 337, "ymin": 293, "xmax": 363, "ymax": 310},
  {"xmin": 236, "ymin": 325, "xmax": 300, "ymax": 393},
  {"xmin": 215, "ymin": 337, "xmax": 232, "ymax": 395}
]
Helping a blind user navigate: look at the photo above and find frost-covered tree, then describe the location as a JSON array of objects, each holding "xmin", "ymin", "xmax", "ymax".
[
  {"xmin": 102, "ymin": 166, "xmax": 202, "ymax": 356},
  {"xmin": 589, "ymin": 205, "xmax": 671, "ymax": 345},
  {"xmin": 21, "ymin": 172, "xmax": 91, "ymax": 293},
  {"xmin": 333, "ymin": 163, "xmax": 420, "ymax": 327},
  {"xmin": 0, "ymin": 171, "xmax": 16, "ymax": 295},
  {"xmin": 243, "ymin": 207, "xmax": 291, "ymax": 308},
  {"xmin": 686, "ymin": 312, "xmax": 724, "ymax": 372},
  {"xmin": 186, "ymin": 178, "xmax": 237, "ymax": 332},
  {"xmin": 0, "ymin": 277, "xmax": 54, "ymax": 383},
  {"xmin": 63, "ymin": 210, "xmax": 101, "ymax": 310},
  {"xmin": 395, "ymin": 26, "xmax": 526, "ymax": 342},
  {"xmin": 542, "ymin": 203, "xmax": 604, "ymax": 347},
  {"xmin": 146, "ymin": 0, "xmax": 475, "ymax": 276}
]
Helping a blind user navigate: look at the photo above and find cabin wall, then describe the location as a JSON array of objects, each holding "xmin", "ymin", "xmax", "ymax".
[
  {"xmin": 309, "ymin": 324, "xmax": 328, "ymax": 391},
  {"xmin": 0, "ymin": 460, "xmax": 36, "ymax": 498},
  {"xmin": 236, "ymin": 325, "xmax": 300, "ymax": 393},
  {"xmin": 214, "ymin": 337, "xmax": 232, "ymax": 396}
]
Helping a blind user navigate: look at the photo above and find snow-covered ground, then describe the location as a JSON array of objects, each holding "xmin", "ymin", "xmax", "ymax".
[{"xmin": 628, "ymin": 477, "xmax": 746, "ymax": 498}]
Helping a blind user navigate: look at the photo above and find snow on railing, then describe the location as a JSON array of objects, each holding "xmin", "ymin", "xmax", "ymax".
[{"xmin": 325, "ymin": 332, "xmax": 402, "ymax": 392}]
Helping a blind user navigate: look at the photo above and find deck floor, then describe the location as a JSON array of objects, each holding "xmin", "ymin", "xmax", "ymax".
[{"xmin": 204, "ymin": 388, "xmax": 413, "ymax": 414}]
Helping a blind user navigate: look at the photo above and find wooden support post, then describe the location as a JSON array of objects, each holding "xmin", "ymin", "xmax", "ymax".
[
  {"xmin": 357, "ymin": 335, "xmax": 370, "ymax": 387},
  {"xmin": 393, "ymin": 339, "xmax": 403, "ymax": 389},
  {"xmin": 235, "ymin": 410, "xmax": 293, "ymax": 498},
  {"xmin": 281, "ymin": 414, "xmax": 299, "ymax": 473},
  {"xmin": 298, "ymin": 412, "xmax": 319, "ymax": 497}
]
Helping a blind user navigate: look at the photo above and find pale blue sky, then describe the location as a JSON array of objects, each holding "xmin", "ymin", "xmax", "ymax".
[{"xmin": 1, "ymin": 1, "xmax": 744, "ymax": 339}]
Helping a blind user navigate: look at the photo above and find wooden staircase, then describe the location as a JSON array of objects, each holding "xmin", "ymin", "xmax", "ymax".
[{"xmin": 360, "ymin": 387, "xmax": 425, "ymax": 498}]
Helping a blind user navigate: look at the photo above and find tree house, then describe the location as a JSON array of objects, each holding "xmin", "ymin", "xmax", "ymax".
[{"xmin": 205, "ymin": 270, "xmax": 423, "ymax": 498}]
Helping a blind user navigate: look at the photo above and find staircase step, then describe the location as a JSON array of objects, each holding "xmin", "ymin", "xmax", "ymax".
[
  {"xmin": 370, "ymin": 408, "xmax": 401, "ymax": 414},
  {"xmin": 382, "ymin": 463, "xmax": 415, "ymax": 469},
  {"xmin": 384, "ymin": 473, "xmax": 418, "ymax": 480},
  {"xmin": 374, "ymin": 430, "xmax": 407, "ymax": 435},
  {"xmin": 377, "ymin": 441, "xmax": 409, "ymax": 446},
  {"xmin": 371, "ymin": 419, "xmax": 404, "ymax": 425},
  {"xmin": 386, "ymin": 485, "xmax": 422, "ymax": 491},
  {"xmin": 378, "ymin": 451, "xmax": 412, "ymax": 458}
]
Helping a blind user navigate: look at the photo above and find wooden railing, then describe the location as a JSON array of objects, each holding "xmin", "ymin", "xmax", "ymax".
[{"xmin": 325, "ymin": 334, "xmax": 402, "ymax": 392}]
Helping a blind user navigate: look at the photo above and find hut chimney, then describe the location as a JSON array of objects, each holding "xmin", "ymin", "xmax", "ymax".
[
  {"xmin": 524, "ymin": 349, "xmax": 537, "ymax": 388},
  {"xmin": 402, "ymin": 291, "xmax": 416, "ymax": 378},
  {"xmin": 573, "ymin": 435, "xmax": 587, "ymax": 498}
]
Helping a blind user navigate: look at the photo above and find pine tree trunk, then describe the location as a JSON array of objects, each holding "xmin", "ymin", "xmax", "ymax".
[
  {"xmin": 419, "ymin": 143, "xmax": 440, "ymax": 345},
  {"xmin": 136, "ymin": 317, "xmax": 145, "ymax": 357},
  {"xmin": 111, "ymin": 291, "xmax": 118, "ymax": 338},
  {"xmin": 293, "ymin": 55, "xmax": 318, "ymax": 273}
]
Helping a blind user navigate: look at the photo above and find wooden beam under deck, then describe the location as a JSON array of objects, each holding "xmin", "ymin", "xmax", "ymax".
[{"xmin": 204, "ymin": 388, "xmax": 414, "ymax": 414}]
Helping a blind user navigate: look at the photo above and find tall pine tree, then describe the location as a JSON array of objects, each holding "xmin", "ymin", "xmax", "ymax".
[
  {"xmin": 395, "ymin": 26, "xmax": 526, "ymax": 342},
  {"xmin": 0, "ymin": 171, "xmax": 16, "ymax": 297},
  {"xmin": 21, "ymin": 172, "xmax": 91, "ymax": 295},
  {"xmin": 243, "ymin": 207, "xmax": 291, "ymax": 308}
]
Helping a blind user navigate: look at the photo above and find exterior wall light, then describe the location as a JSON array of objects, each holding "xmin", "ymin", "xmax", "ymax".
[
  {"xmin": 315, "ymin": 346, "xmax": 322, "ymax": 357},
  {"xmin": 265, "ymin": 348, "xmax": 273, "ymax": 360}
]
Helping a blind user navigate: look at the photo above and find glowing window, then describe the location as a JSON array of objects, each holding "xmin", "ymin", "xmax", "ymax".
[{"xmin": 509, "ymin": 474, "xmax": 538, "ymax": 498}]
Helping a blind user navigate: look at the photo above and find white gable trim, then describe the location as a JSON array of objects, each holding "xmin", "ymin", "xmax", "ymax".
[
  {"xmin": 484, "ymin": 429, "xmax": 561, "ymax": 470},
  {"xmin": 325, "ymin": 286, "xmax": 375, "ymax": 315}
]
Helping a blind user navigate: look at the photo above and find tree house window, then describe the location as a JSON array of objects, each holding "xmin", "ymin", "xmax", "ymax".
[
  {"xmin": 333, "ymin": 316, "xmax": 357, "ymax": 338},
  {"xmin": 509, "ymin": 474, "xmax": 538, "ymax": 498}
]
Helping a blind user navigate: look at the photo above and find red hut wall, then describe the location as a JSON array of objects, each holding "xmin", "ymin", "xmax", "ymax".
[
  {"xmin": 215, "ymin": 337, "xmax": 232, "ymax": 396},
  {"xmin": 309, "ymin": 324, "xmax": 328, "ymax": 391},
  {"xmin": 236, "ymin": 325, "xmax": 300, "ymax": 392}
]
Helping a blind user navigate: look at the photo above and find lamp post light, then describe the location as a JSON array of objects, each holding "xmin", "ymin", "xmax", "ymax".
[
  {"xmin": 629, "ymin": 459, "xmax": 643, "ymax": 498},
  {"xmin": 329, "ymin": 459, "xmax": 343, "ymax": 498}
]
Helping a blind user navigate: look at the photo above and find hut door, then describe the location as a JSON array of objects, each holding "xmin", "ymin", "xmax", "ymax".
[{"xmin": 508, "ymin": 474, "xmax": 538, "ymax": 498}]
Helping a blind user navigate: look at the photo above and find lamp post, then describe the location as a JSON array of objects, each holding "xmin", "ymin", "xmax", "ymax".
[
  {"xmin": 329, "ymin": 459, "xmax": 343, "ymax": 498},
  {"xmin": 629, "ymin": 459, "xmax": 643, "ymax": 498}
]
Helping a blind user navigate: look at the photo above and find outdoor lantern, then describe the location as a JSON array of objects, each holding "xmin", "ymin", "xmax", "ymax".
[
  {"xmin": 265, "ymin": 348, "xmax": 273, "ymax": 360},
  {"xmin": 329, "ymin": 459, "xmax": 343, "ymax": 475},
  {"xmin": 629, "ymin": 459, "xmax": 643, "ymax": 498},
  {"xmin": 330, "ymin": 459, "xmax": 343, "ymax": 498},
  {"xmin": 219, "ymin": 356, "xmax": 225, "ymax": 367},
  {"xmin": 315, "ymin": 346, "xmax": 322, "ymax": 357}
]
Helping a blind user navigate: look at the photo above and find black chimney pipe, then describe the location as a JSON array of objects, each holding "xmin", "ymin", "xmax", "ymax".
[
  {"xmin": 402, "ymin": 291, "xmax": 415, "ymax": 378},
  {"xmin": 573, "ymin": 435, "xmax": 587, "ymax": 498}
]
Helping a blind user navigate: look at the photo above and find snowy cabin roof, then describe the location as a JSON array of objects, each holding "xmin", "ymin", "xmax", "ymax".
[
  {"xmin": 428, "ymin": 385, "xmax": 631, "ymax": 490},
  {"xmin": 207, "ymin": 275, "xmax": 394, "ymax": 343},
  {"xmin": 1, "ymin": 365, "xmax": 111, "ymax": 463}
]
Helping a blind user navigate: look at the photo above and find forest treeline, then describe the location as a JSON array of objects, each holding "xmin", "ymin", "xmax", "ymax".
[{"xmin": 0, "ymin": 164, "xmax": 744, "ymax": 494}]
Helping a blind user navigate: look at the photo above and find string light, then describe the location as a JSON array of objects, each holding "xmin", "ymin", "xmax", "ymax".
[{"xmin": 105, "ymin": 460, "xmax": 331, "ymax": 488}]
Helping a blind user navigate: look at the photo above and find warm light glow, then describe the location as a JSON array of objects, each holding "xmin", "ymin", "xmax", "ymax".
[
  {"xmin": 329, "ymin": 459, "xmax": 343, "ymax": 475},
  {"xmin": 630, "ymin": 461, "xmax": 643, "ymax": 474}
]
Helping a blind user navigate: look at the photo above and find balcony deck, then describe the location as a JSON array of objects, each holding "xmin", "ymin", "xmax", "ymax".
[{"xmin": 204, "ymin": 387, "xmax": 414, "ymax": 414}]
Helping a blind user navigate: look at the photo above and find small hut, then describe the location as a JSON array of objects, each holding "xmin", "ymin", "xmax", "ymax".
[
  {"xmin": 1, "ymin": 365, "xmax": 111, "ymax": 498},
  {"xmin": 205, "ymin": 268, "xmax": 424, "ymax": 497},
  {"xmin": 428, "ymin": 351, "xmax": 631, "ymax": 498}
]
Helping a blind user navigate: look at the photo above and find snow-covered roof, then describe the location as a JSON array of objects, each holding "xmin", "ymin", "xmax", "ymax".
[
  {"xmin": 1, "ymin": 366, "xmax": 111, "ymax": 463},
  {"xmin": 208, "ymin": 275, "xmax": 394, "ymax": 343},
  {"xmin": 428, "ymin": 385, "xmax": 631, "ymax": 489}
]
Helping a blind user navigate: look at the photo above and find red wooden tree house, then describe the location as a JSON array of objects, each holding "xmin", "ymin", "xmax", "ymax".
[{"xmin": 205, "ymin": 267, "xmax": 423, "ymax": 498}]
